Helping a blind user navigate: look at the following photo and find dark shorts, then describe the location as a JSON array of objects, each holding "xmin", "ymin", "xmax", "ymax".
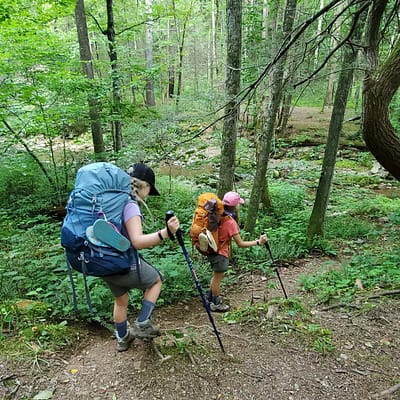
[
  {"xmin": 207, "ymin": 253, "xmax": 230, "ymax": 272},
  {"xmin": 101, "ymin": 256, "xmax": 162, "ymax": 298}
]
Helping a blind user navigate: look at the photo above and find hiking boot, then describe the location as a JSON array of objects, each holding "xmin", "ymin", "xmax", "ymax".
[
  {"xmin": 209, "ymin": 299, "xmax": 230, "ymax": 312},
  {"xmin": 116, "ymin": 328, "xmax": 135, "ymax": 352},
  {"xmin": 133, "ymin": 319, "xmax": 161, "ymax": 339}
]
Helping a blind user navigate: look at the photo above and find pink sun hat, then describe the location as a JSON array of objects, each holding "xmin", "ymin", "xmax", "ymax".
[{"xmin": 223, "ymin": 191, "xmax": 245, "ymax": 206}]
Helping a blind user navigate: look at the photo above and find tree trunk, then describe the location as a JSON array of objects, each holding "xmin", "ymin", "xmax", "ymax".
[
  {"xmin": 362, "ymin": 0, "xmax": 400, "ymax": 181},
  {"xmin": 145, "ymin": 0, "xmax": 156, "ymax": 107},
  {"xmin": 176, "ymin": 39, "xmax": 185, "ymax": 106},
  {"xmin": 277, "ymin": 49, "xmax": 296, "ymax": 137},
  {"xmin": 307, "ymin": 11, "xmax": 365, "ymax": 240},
  {"xmin": 362, "ymin": 40, "xmax": 400, "ymax": 181},
  {"xmin": 74, "ymin": 0, "xmax": 105, "ymax": 157},
  {"xmin": 245, "ymin": 0, "xmax": 297, "ymax": 232},
  {"xmin": 313, "ymin": 0, "xmax": 324, "ymax": 67},
  {"xmin": 276, "ymin": 91, "xmax": 292, "ymax": 137},
  {"xmin": 173, "ymin": 0, "xmax": 193, "ymax": 107},
  {"xmin": 105, "ymin": 0, "xmax": 123, "ymax": 151},
  {"xmin": 167, "ymin": 19, "xmax": 176, "ymax": 99},
  {"xmin": 217, "ymin": 0, "xmax": 242, "ymax": 198},
  {"xmin": 210, "ymin": 0, "xmax": 216, "ymax": 89},
  {"xmin": 323, "ymin": 62, "xmax": 335, "ymax": 109}
]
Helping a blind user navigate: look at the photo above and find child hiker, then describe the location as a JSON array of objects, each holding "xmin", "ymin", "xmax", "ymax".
[
  {"xmin": 206, "ymin": 191, "xmax": 267, "ymax": 312},
  {"xmin": 101, "ymin": 162, "xmax": 181, "ymax": 351}
]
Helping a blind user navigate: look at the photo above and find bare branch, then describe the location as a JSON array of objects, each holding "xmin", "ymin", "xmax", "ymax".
[
  {"xmin": 87, "ymin": 11, "xmax": 163, "ymax": 36},
  {"xmin": 294, "ymin": 1, "xmax": 370, "ymax": 87},
  {"xmin": 2, "ymin": 119, "xmax": 54, "ymax": 186},
  {"xmin": 156, "ymin": 0, "xmax": 368, "ymax": 161}
]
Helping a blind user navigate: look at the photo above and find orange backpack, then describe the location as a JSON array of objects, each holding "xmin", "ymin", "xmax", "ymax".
[{"xmin": 190, "ymin": 192, "xmax": 230, "ymax": 255}]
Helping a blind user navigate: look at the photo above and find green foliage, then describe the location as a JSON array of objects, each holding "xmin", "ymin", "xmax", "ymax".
[
  {"xmin": 325, "ymin": 215, "xmax": 377, "ymax": 241},
  {"xmin": 223, "ymin": 297, "xmax": 335, "ymax": 354},
  {"xmin": 335, "ymin": 159, "xmax": 361, "ymax": 170},
  {"xmin": 268, "ymin": 210, "xmax": 312, "ymax": 256},
  {"xmin": 1, "ymin": 132, "xmax": 400, "ymax": 361},
  {"xmin": 300, "ymin": 251, "xmax": 400, "ymax": 304},
  {"xmin": 159, "ymin": 327, "xmax": 207, "ymax": 359},
  {"xmin": 352, "ymin": 195, "xmax": 400, "ymax": 218},
  {"xmin": 0, "ymin": 298, "xmax": 79, "ymax": 355},
  {"xmin": 0, "ymin": 153, "xmax": 58, "ymax": 215},
  {"xmin": 269, "ymin": 181, "xmax": 306, "ymax": 215}
]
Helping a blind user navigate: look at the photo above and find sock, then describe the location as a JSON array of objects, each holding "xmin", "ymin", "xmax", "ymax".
[
  {"xmin": 115, "ymin": 320, "xmax": 127, "ymax": 339},
  {"xmin": 137, "ymin": 299, "xmax": 155, "ymax": 323},
  {"xmin": 207, "ymin": 290, "xmax": 213, "ymax": 302}
]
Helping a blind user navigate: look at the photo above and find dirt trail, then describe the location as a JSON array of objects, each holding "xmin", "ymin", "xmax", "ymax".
[{"xmin": 2, "ymin": 256, "xmax": 400, "ymax": 400}]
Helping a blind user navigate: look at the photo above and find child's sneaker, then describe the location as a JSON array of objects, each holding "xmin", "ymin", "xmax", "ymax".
[
  {"xmin": 116, "ymin": 328, "xmax": 135, "ymax": 352},
  {"xmin": 209, "ymin": 297, "xmax": 230, "ymax": 312},
  {"xmin": 92, "ymin": 219, "xmax": 131, "ymax": 252},
  {"xmin": 133, "ymin": 319, "xmax": 161, "ymax": 339},
  {"xmin": 198, "ymin": 232, "xmax": 209, "ymax": 252}
]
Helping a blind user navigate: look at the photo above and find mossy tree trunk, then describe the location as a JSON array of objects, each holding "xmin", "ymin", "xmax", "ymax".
[
  {"xmin": 218, "ymin": 0, "xmax": 242, "ymax": 198},
  {"xmin": 245, "ymin": 0, "xmax": 297, "ymax": 232},
  {"xmin": 307, "ymin": 7, "xmax": 366, "ymax": 240},
  {"xmin": 75, "ymin": 0, "xmax": 105, "ymax": 158}
]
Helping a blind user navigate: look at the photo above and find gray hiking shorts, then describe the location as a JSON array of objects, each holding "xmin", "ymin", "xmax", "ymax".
[
  {"xmin": 207, "ymin": 254, "xmax": 230, "ymax": 272},
  {"xmin": 101, "ymin": 256, "xmax": 163, "ymax": 298}
]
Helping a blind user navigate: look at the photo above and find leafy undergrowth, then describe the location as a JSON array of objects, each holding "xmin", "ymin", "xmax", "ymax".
[{"xmin": 1, "ymin": 256, "xmax": 400, "ymax": 400}]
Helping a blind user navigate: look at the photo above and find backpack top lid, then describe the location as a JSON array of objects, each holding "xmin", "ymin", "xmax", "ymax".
[
  {"xmin": 61, "ymin": 162, "xmax": 133, "ymax": 251},
  {"xmin": 74, "ymin": 162, "xmax": 131, "ymax": 194},
  {"xmin": 193, "ymin": 192, "xmax": 225, "ymax": 229}
]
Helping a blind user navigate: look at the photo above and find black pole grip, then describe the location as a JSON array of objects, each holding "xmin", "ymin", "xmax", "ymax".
[
  {"xmin": 262, "ymin": 231, "xmax": 273, "ymax": 259},
  {"xmin": 165, "ymin": 210, "xmax": 176, "ymax": 240}
]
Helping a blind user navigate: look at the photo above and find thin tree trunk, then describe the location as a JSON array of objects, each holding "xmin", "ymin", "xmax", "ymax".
[
  {"xmin": 167, "ymin": 20, "xmax": 175, "ymax": 99},
  {"xmin": 314, "ymin": 0, "xmax": 324, "ymax": 67},
  {"xmin": 307, "ymin": 10, "xmax": 365, "ymax": 239},
  {"xmin": 277, "ymin": 48, "xmax": 296, "ymax": 137},
  {"xmin": 174, "ymin": 0, "xmax": 193, "ymax": 107},
  {"xmin": 74, "ymin": 0, "xmax": 105, "ymax": 157},
  {"xmin": 145, "ymin": 0, "xmax": 156, "ymax": 107},
  {"xmin": 210, "ymin": 0, "xmax": 216, "ymax": 89},
  {"xmin": 323, "ymin": 62, "xmax": 336, "ymax": 109},
  {"xmin": 105, "ymin": 0, "xmax": 123, "ymax": 151},
  {"xmin": 245, "ymin": 0, "xmax": 297, "ymax": 232},
  {"xmin": 217, "ymin": 0, "xmax": 242, "ymax": 198}
]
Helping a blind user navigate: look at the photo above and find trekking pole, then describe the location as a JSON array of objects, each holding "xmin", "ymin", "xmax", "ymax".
[
  {"xmin": 166, "ymin": 211, "xmax": 225, "ymax": 353},
  {"xmin": 262, "ymin": 233, "xmax": 288, "ymax": 299}
]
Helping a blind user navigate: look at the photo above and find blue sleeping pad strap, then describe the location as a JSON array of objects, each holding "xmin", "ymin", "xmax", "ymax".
[
  {"xmin": 79, "ymin": 251, "xmax": 94, "ymax": 314},
  {"xmin": 65, "ymin": 251, "xmax": 78, "ymax": 314},
  {"xmin": 65, "ymin": 250, "xmax": 94, "ymax": 314}
]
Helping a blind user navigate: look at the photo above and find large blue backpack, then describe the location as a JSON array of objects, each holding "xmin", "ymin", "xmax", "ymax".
[{"xmin": 61, "ymin": 162, "xmax": 137, "ymax": 278}]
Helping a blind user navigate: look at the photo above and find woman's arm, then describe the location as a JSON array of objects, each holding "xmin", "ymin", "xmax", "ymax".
[{"xmin": 125, "ymin": 215, "xmax": 180, "ymax": 250}]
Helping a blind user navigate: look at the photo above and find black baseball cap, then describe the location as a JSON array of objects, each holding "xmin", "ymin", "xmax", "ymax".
[{"xmin": 127, "ymin": 163, "xmax": 160, "ymax": 196}]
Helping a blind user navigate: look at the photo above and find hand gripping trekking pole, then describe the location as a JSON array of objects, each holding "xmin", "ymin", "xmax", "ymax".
[
  {"xmin": 262, "ymin": 233, "xmax": 288, "ymax": 299},
  {"xmin": 166, "ymin": 211, "xmax": 225, "ymax": 353}
]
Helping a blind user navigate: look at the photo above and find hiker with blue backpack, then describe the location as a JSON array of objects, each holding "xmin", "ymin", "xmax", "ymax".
[
  {"xmin": 204, "ymin": 191, "xmax": 267, "ymax": 312},
  {"xmin": 61, "ymin": 162, "xmax": 180, "ymax": 352},
  {"xmin": 102, "ymin": 162, "xmax": 180, "ymax": 351}
]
